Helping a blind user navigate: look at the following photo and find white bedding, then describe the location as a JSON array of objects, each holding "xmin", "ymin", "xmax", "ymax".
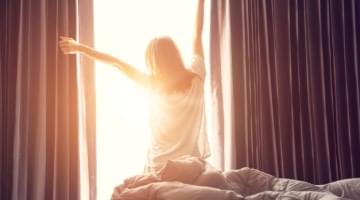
[{"xmin": 112, "ymin": 156, "xmax": 360, "ymax": 200}]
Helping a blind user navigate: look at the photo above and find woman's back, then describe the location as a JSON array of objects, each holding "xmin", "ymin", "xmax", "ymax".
[{"xmin": 146, "ymin": 55, "xmax": 210, "ymax": 173}]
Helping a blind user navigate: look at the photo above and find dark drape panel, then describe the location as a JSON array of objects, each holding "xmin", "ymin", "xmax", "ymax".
[
  {"xmin": 211, "ymin": 0, "xmax": 360, "ymax": 184},
  {"xmin": 0, "ymin": 1, "xmax": 20, "ymax": 199},
  {"xmin": 0, "ymin": 0, "xmax": 95, "ymax": 199}
]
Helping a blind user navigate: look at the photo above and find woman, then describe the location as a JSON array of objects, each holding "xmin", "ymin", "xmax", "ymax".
[{"xmin": 59, "ymin": 0, "xmax": 209, "ymax": 173}]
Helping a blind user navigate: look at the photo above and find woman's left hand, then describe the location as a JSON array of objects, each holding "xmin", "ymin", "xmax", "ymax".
[{"xmin": 59, "ymin": 36, "xmax": 82, "ymax": 54}]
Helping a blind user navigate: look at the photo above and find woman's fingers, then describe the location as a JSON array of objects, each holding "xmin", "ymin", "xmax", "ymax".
[
  {"xmin": 59, "ymin": 36, "xmax": 79, "ymax": 54},
  {"xmin": 59, "ymin": 41, "xmax": 71, "ymax": 47},
  {"xmin": 59, "ymin": 38, "xmax": 78, "ymax": 46},
  {"xmin": 60, "ymin": 36, "xmax": 73, "ymax": 41},
  {"xmin": 59, "ymin": 42, "xmax": 77, "ymax": 54},
  {"xmin": 60, "ymin": 46, "xmax": 77, "ymax": 54},
  {"xmin": 59, "ymin": 40, "xmax": 76, "ymax": 48}
]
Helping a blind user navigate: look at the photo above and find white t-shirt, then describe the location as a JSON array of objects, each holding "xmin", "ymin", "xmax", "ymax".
[{"xmin": 146, "ymin": 55, "xmax": 210, "ymax": 173}]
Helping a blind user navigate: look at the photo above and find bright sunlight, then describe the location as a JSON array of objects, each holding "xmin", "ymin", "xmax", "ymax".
[{"xmin": 94, "ymin": 1, "xmax": 211, "ymax": 199}]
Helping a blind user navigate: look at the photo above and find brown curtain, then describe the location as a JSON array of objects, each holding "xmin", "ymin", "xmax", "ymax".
[
  {"xmin": 0, "ymin": 0, "xmax": 96, "ymax": 199},
  {"xmin": 210, "ymin": 0, "xmax": 360, "ymax": 184}
]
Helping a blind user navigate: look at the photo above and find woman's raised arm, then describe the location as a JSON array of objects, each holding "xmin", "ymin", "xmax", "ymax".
[
  {"xmin": 193, "ymin": 0, "xmax": 205, "ymax": 58},
  {"xmin": 59, "ymin": 36, "xmax": 151, "ymax": 88}
]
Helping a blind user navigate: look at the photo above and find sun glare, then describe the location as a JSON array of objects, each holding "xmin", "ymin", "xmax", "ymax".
[{"xmin": 94, "ymin": 1, "xmax": 210, "ymax": 199}]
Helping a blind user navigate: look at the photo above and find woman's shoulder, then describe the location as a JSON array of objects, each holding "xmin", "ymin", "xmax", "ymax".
[{"xmin": 189, "ymin": 54, "xmax": 205, "ymax": 80}]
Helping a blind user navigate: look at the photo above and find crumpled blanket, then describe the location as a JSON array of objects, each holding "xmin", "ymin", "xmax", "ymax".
[{"xmin": 111, "ymin": 156, "xmax": 360, "ymax": 200}]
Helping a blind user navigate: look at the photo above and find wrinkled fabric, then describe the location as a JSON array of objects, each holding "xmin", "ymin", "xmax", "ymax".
[{"xmin": 113, "ymin": 157, "xmax": 360, "ymax": 200}]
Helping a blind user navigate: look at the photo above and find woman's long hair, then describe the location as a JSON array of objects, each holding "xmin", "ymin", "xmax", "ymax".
[{"xmin": 145, "ymin": 36, "xmax": 189, "ymax": 93}]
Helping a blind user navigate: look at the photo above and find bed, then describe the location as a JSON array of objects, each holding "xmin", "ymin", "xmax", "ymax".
[{"xmin": 111, "ymin": 156, "xmax": 360, "ymax": 200}]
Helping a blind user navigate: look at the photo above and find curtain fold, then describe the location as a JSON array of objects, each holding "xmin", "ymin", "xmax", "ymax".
[
  {"xmin": 0, "ymin": 0, "xmax": 96, "ymax": 199},
  {"xmin": 211, "ymin": 0, "xmax": 360, "ymax": 184},
  {"xmin": 78, "ymin": 1, "xmax": 97, "ymax": 199},
  {"xmin": 209, "ymin": 0, "xmax": 237, "ymax": 171},
  {"xmin": 0, "ymin": 1, "xmax": 20, "ymax": 199}
]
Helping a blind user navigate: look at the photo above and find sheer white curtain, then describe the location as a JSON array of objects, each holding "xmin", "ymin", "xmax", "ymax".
[{"xmin": 209, "ymin": 0, "xmax": 236, "ymax": 171}]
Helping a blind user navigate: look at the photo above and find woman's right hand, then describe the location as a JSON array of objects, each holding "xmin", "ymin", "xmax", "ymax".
[{"xmin": 59, "ymin": 36, "xmax": 82, "ymax": 54}]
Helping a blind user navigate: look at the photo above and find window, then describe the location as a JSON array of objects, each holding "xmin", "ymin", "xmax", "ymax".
[{"xmin": 93, "ymin": 1, "xmax": 211, "ymax": 199}]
